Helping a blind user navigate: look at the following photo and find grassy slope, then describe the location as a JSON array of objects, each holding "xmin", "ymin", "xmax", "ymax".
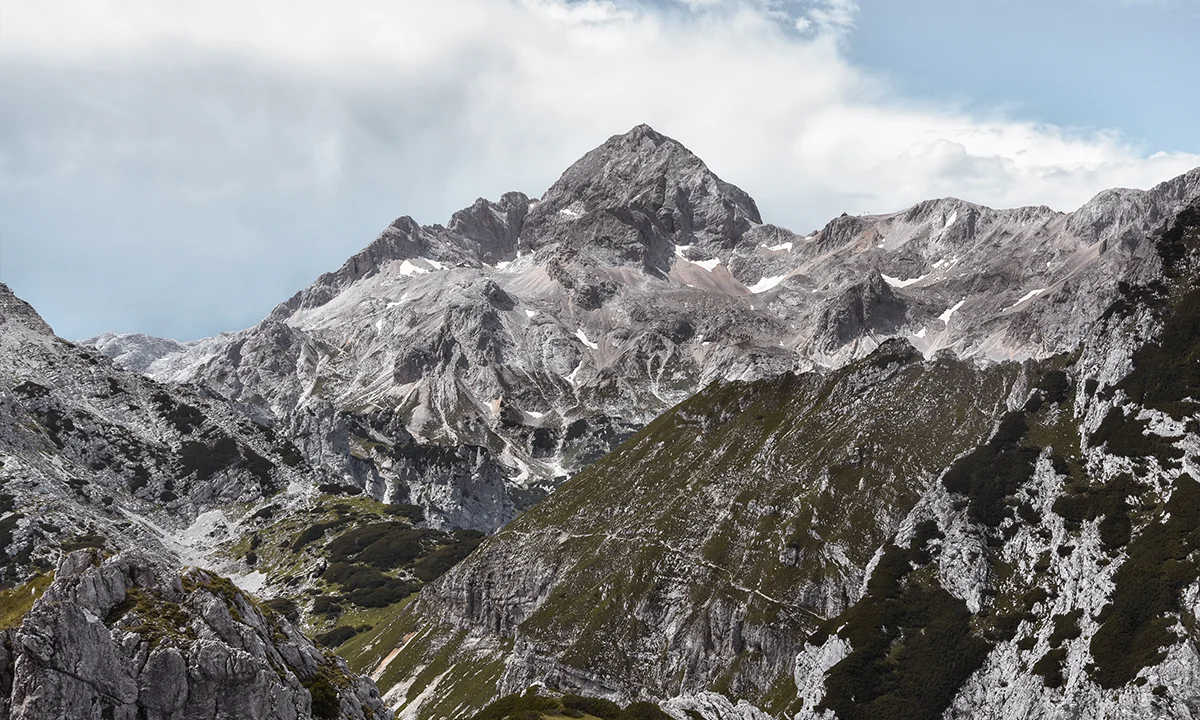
[{"xmin": 360, "ymin": 341, "xmax": 1023, "ymax": 717}]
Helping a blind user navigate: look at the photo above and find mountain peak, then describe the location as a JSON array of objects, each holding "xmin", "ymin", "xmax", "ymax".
[
  {"xmin": 0, "ymin": 283, "xmax": 54, "ymax": 338},
  {"xmin": 520, "ymin": 125, "xmax": 761, "ymax": 274},
  {"xmin": 620, "ymin": 122, "xmax": 667, "ymax": 143}
]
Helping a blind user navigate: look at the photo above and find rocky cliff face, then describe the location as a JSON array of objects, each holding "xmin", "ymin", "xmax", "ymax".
[
  {"xmin": 0, "ymin": 282, "xmax": 503, "ymax": 713},
  {"xmin": 0, "ymin": 550, "xmax": 387, "ymax": 719},
  {"xmin": 348, "ymin": 199, "xmax": 1200, "ymax": 720},
  {"xmin": 87, "ymin": 127, "xmax": 1200, "ymax": 540},
  {"xmin": 520, "ymin": 123, "xmax": 762, "ymax": 275},
  {"xmin": 0, "ymin": 282, "xmax": 335, "ymax": 588},
  {"xmin": 11, "ymin": 124, "xmax": 1200, "ymax": 719}
]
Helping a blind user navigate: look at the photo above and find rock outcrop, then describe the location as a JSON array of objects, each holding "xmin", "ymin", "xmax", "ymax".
[
  {"xmin": 86, "ymin": 130, "xmax": 1200, "ymax": 541},
  {"xmin": 0, "ymin": 550, "xmax": 387, "ymax": 719},
  {"xmin": 346, "ymin": 199, "xmax": 1200, "ymax": 720},
  {"xmin": 11, "ymin": 125, "xmax": 1200, "ymax": 719}
]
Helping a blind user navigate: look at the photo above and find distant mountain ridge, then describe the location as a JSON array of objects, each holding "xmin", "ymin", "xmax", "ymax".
[
  {"xmin": 3, "ymin": 123, "xmax": 1200, "ymax": 720},
  {"xmin": 347, "ymin": 189, "xmax": 1200, "ymax": 720},
  {"xmin": 88, "ymin": 126, "xmax": 1200, "ymax": 536}
]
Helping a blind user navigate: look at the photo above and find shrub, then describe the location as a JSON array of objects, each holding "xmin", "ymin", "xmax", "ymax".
[
  {"xmin": 1090, "ymin": 474, "xmax": 1200, "ymax": 687},
  {"xmin": 263, "ymin": 597, "xmax": 300, "ymax": 624},
  {"xmin": 312, "ymin": 596, "xmax": 342, "ymax": 616},
  {"xmin": 1033, "ymin": 647, "xmax": 1067, "ymax": 688},
  {"xmin": 326, "ymin": 522, "xmax": 431, "ymax": 569},
  {"xmin": 412, "ymin": 531, "xmax": 486, "ymax": 582},
  {"xmin": 942, "ymin": 412, "xmax": 1038, "ymax": 527},
  {"xmin": 304, "ymin": 672, "xmax": 340, "ymax": 720},
  {"xmin": 291, "ymin": 519, "xmax": 348, "ymax": 552},
  {"xmin": 1089, "ymin": 408, "xmax": 1183, "ymax": 465},
  {"xmin": 321, "ymin": 562, "xmax": 415, "ymax": 608},
  {"xmin": 1113, "ymin": 282, "xmax": 1200, "ymax": 419},
  {"xmin": 317, "ymin": 483, "xmax": 363, "ymax": 496},
  {"xmin": 152, "ymin": 392, "xmax": 205, "ymax": 434},
  {"xmin": 467, "ymin": 689, "xmax": 559, "ymax": 720},
  {"xmin": 562, "ymin": 695, "xmax": 621, "ymax": 719},
  {"xmin": 315, "ymin": 625, "xmax": 358, "ymax": 648},
  {"xmin": 1048, "ymin": 610, "xmax": 1083, "ymax": 648},
  {"xmin": 385, "ymin": 503, "xmax": 425, "ymax": 522},
  {"xmin": 1053, "ymin": 473, "xmax": 1141, "ymax": 554},
  {"xmin": 816, "ymin": 538, "xmax": 990, "ymax": 720},
  {"xmin": 178, "ymin": 435, "xmax": 240, "ymax": 481},
  {"xmin": 619, "ymin": 703, "xmax": 673, "ymax": 720},
  {"xmin": 1036, "ymin": 370, "xmax": 1071, "ymax": 405}
]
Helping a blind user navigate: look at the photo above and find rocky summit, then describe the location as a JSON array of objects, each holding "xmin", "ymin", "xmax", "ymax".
[{"xmin": 3, "ymin": 124, "xmax": 1200, "ymax": 719}]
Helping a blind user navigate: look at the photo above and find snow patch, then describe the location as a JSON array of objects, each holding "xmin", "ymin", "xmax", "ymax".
[
  {"xmin": 565, "ymin": 363, "xmax": 583, "ymax": 386},
  {"xmin": 526, "ymin": 410, "xmax": 544, "ymax": 419},
  {"xmin": 495, "ymin": 260, "xmax": 512, "ymax": 270},
  {"xmin": 575, "ymin": 329, "xmax": 599, "ymax": 349},
  {"xmin": 425, "ymin": 258, "xmax": 445, "ymax": 270},
  {"xmin": 558, "ymin": 207, "xmax": 581, "ymax": 218},
  {"xmin": 524, "ymin": 309, "xmax": 538, "ymax": 318},
  {"xmin": 767, "ymin": 241, "xmax": 793, "ymax": 252},
  {"xmin": 748, "ymin": 274, "xmax": 787, "ymax": 294},
  {"xmin": 914, "ymin": 327, "xmax": 927, "ymax": 339},
  {"xmin": 939, "ymin": 298, "xmax": 966, "ymax": 326},
  {"xmin": 1006, "ymin": 288, "xmax": 1046, "ymax": 310},
  {"xmin": 674, "ymin": 244, "xmax": 693, "ymax": 258},
  {"xmin": 881, "ymin": 273, "xmax": 927, "ymax": 289},
  {"xmin": 397, "ymin": 259, "xmax": 428, "ymax": 276},
  {"xmin": 693, "ymin": 257, "xmax": 721, "ymax": 272}
]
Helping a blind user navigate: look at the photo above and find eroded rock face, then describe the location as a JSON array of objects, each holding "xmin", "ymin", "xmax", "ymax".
[
  {"xmin": 521, "ymin": 123, "xmax": 762, "ymax": 273},
  {"xmin": 0, "ymin": 282, "xmax": 334, "ymax": 587},
  {"xmin": 18, "ymin": 126, "xmax": 1200, "ymax": 719},
  {"xmin": 2, "ymin": 551, "xmax": 387, "ymax": 720},
  {"xmin": 355, "ymin": 201, "xmax": 1200, "ymax": 720},
  {"xmin": 85, "ymin": 129, "xmax": 1200, "ymax": 539}
]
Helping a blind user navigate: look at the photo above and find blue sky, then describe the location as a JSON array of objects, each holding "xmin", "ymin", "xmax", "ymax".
[
  {"xmin": 1, "ymin": 0, "xmax": 1196, "ymax": 341},
  {"xmin": 849, "ymin": 0, "xmax": 1198, "ymax": 153}
]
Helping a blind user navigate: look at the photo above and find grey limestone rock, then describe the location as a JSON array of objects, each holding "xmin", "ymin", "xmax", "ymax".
[
  {"xmin": 85, "ymin": 131, "xmax": 1200, "ymax": 540},
  {"xmin": 2, "ymin": 550, "xmax": 387, "ymax": 720}
]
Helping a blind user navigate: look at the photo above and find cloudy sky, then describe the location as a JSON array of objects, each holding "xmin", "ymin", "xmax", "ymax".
[{"xmin": 2, "ymin": 0, "xmax": 1197, "ymax": 341}]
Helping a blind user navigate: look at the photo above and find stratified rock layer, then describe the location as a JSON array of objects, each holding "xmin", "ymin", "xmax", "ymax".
[
  {"xmin": 88, "ymin": 128, "xmax": 1200, "ymax": 537},
  {"xmin": 0, "ymin": 551, "xmax": 387, "ymax": 720}
]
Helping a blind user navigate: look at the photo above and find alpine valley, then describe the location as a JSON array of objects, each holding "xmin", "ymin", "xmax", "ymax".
[{"xmin": 3, "ymin": 124, "xmax": 1200, "ymax": 720}]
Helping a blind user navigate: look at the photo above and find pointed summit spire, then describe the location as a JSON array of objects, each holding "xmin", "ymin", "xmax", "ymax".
[{"xmin": 520, "ymin": 124, "xmax": 761, "ymax": 274}]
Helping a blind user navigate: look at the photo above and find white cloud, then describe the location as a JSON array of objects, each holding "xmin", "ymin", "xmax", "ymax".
[
  {"xmin": 797, "ymin": 0, "xmax": 860, "ymax": 37},
  {"xmin": 0, "ymin": 0, "xmax": 1197, "ymax": 338},
  {"xmin": 3, "ymin": 0, "xmax": 1195, "ymax": 221}
]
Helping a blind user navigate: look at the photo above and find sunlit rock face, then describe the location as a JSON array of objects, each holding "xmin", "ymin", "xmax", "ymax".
[{"xmin": 86, "ymin": 128, "xmax": 1200, "ymax": 534}]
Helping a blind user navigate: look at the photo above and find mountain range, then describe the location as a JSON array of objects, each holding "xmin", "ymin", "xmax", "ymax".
[{"xmin": 2, "ymin": 124, "xmax": 1199, "ymax": 719}]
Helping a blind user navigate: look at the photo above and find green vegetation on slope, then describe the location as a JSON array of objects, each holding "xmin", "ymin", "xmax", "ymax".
[
  {"xmin": 811, "ymin": 523, "xmax": 990, "ymax": 720},
  {"xmin": 1089, "ymin": 474, "xmax": 1200, "ymax": 688},
  {"xmin": 467, "ymin": 687, "xmax": 673, "ymax": 720},
  {"xmin": 942, "ymin": 411, "xmax": 1039, "ymax": 528},
  {"xmin": 370, "ymin": 341, "xmax": 1021, "ymax": 717},
  {"xmin": 0, "ymin": 571, "xmax": 52, "ymax": 629}
]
